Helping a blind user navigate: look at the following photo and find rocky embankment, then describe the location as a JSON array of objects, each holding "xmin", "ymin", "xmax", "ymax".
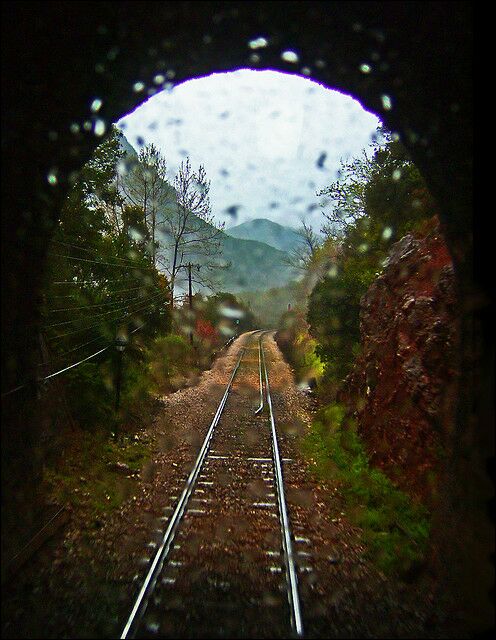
[{"xmin": 340, "ymin": 217, "xmax": 459, "ymax": 504}]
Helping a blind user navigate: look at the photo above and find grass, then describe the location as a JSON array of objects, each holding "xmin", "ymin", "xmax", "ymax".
[
  {"xmin": 302, "ymin": 402, "xmax": 430, "ymax": 578},
  {"xmin": 43, "ymin": 429, "xmax": 154, "ymax": 521}
]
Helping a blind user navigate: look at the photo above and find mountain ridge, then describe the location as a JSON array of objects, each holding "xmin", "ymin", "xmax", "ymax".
[
  {"xmin": 225, "ymin": 218, "xmax": 301, "ymax": 253},
  {"xmin": 118, "ymin": 133, "xmax": 298, "ymax": 294}
]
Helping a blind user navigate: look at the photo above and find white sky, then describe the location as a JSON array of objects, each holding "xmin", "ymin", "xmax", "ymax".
[{"xmin": 117, "ymin": 69, "xmax": 383, "ymax": 230}]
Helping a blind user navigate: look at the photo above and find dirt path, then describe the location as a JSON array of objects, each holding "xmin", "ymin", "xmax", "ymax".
[{"xmin": 2, "ymin": 332, "xmax": 450, "ymax": 638}]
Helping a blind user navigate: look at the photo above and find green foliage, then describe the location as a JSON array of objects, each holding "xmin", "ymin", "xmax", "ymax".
[
  {"xmin": 239, "ymin": 280, "xmax": 303, "ymax": 329},
  {"xmin": 43, "ymin": 429, "xmax": 153, "ymax": 517},
  {"xmin": 200, "ymin": 291, "xmax": 257, "ymax": 336},
  {"xmin": 147, "ymin": 334, "xmax": 195, "ymax": 391},
  {"xmin": 308, "ymin": 133, "xmax": 436, "ymax": 392},
  {"xmin": 276, "ymin": 308, "xmax": 324, "ymax": 384},
  {"xmin": 302, "ymin": 403, "xmax": 430, "ymax": 577},
  {"xmin": 39, "ymin": 125, "xmax": 172, "ymax": 432},
  {"xmin": 63, "ymin": 361, "xmax": 115, "ymax": 428}
]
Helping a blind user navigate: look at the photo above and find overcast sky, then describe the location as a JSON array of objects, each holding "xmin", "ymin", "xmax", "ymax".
[{"xmin": 117, "ymin": 69, "xmax": 383, "ymax": 230}]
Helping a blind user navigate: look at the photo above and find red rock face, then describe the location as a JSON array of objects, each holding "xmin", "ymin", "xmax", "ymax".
[{"xmin": 341, "ymin": 218, "xmax": 460, "ymax": 504}]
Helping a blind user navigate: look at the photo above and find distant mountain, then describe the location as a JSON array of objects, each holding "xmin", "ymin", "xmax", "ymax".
[
  {"xmin": 212, "ymin": 235, "xmax": 297, "ymax": 293},
  {"xmin": 225, "ymin": 218, "xmax": 301, "ymax": 253},
  {"xmin": 117, "ymin": 134, "xmax": 298, "ymax": 294}
]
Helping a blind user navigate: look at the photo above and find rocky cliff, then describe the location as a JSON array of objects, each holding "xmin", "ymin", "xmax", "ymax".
[{"xmin": 341, "ymin": 217, "xmax": 460, "ymax": 504}]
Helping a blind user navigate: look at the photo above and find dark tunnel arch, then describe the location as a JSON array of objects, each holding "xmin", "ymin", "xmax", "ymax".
[{"xmin": 3, "ymin": 1, "xmax": 490, "ymax": 633}]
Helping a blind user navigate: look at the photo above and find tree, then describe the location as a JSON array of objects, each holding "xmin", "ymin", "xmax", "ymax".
[
  {"xmin": 40, "ymin": 131, "xmax": 172, "ymax": 426},
  {"xmin": 283, "ymin": 219, "xmax": 322, "ymax": 272},
  {"xmin": 120, "ymin": 143, "xmax": 172, "ymax": 265},
  {"xmin": 318, "ymin": 129, "xmax": 436, "ymax": 242},
  {"xmin": 308, "ymin": 132, "xmax": 436, "ymax": 392},
  {"xmin": 158, "ymin": 157, "xmax": 225, "ymax": 307}
]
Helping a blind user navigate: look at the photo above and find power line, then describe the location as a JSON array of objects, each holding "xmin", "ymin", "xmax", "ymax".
[
  {"xmin": 43, "ymin": 346, "xmax": 111, "ymax": 381},
  {"xmin": 47, "ymin": 252, "xmax": 156, "ymax": 271},
  {"xmin": 46, "ymin": 293, "xmax": 166, "ymax": 341},
  {"xmin": 49, "ymin": 284, "xmax": 161, "ymax": 299},
  {"xmin": 43, "ymin": 291, "xmax": 164, "ymax": 329},
  {"xmin": 40, "ymin": 306, "xmax": 155, "ymax": 367},
  {"xmin": 37, "ymin": 334, "xmax": 109, "ymax": 366},
  {"xmin": 52, "ymin": 277, "xmax": 136, "ymax": 285},
  {"xmin": 47, "ymin": 287, "xmax": 162, "ymax": 313},
  {"xmin": 2, "ymin": 314, "xmax": 153, "ymax": 398},
  {"xmin": 50, "ymin": 239, "xmax": 153, "ymax": 267}
]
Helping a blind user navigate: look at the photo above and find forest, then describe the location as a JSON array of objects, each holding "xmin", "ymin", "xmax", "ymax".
[{"xmin": 33, "ymin": 126, "xmax": 258, "ymax": 520}]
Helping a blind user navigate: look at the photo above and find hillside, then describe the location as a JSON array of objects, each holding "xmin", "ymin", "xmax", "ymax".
[
  {"xmin": 118, "ymin": 134, "xmax": 298, "ymax": 294},
  {"xmin": 225, "ymin": 218, "xmax": 301, "ymax": 253}
]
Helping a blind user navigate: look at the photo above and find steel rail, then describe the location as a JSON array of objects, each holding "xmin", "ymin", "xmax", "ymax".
[
  {"xmin": 260, "ymin": 337, "xmax": 304, "ymax": 637},
  {"xmin": 254, "ymin": 333, "xmax": 264, "ymax": 415},
  {"xmin": 120, "ymin": 343, "xmax": 247, "ymax": 639}
]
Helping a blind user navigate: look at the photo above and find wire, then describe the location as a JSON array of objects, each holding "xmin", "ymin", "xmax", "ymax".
[
  {"xmin": 47, "ymin": 287, "xmax": 162, "ymax": 313},
  {"xmin": 43, "ymin": 346, "xmax": 111, "ymax": 381},
  {"xmin": 52, "ymin": 277, "xmax": 134, "ymax": 285},
  {"xmin": 49, "ymin": 284, "xmax": 161, "ymax": 300},
  {"xmin": 37, "ymin": 334, "xmax": 109, "ymax": 367},
  {"xmin": 46, "ymin": 294, "xmax": 166, "ymax": 341},
  {"xmin": 3, "ymin": 313, "xmax": 153, "ymax": 398},
  {"xmin": 43, "ymin": 291, "xmax": 164, "ymax": 329},
  {"xmin": 47, "ymin": 252, "xmax": 156, "ymax": 271},
  {"xmin": 1, "ymin": 383, "xmax": 29, "ymax": 398},
  {"xmin": 40, "ymin": 306, "xmax": 155, "ymax": 366},
  {"xmin": 50, "ymin": 239, "xmax": 152, "ymax": 267}
]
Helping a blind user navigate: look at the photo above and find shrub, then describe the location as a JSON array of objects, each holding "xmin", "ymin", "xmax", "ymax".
[{"xmin": 302, "ymin": 402, "xmax": 430, "ymax": 577}]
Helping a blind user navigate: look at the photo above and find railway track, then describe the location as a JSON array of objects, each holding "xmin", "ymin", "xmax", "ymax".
[{"xmin": 121, "ymin": 331, "xmax": 306, "ymax": 639}]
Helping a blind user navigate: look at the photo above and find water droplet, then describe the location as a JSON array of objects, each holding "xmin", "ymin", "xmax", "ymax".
[
  {"xmin": 133, "ymin": 81, "xmax": 145, "ymax": 93},
  {"xmin": 382, "ymin": 227, "xmax": 393, "ymax": 240},
  {"xmin": 281, "ymin": 50, "xmax": 299, "ymax": 63},
  {"xmin": 47, "ymin": 171, "xmax": 58, "ymax": 186},
  {"xmin": 250, "ymin": 53, "xmax": 261, "ymax": 64},
  {"xmin": 153, "ymin": 74, "xmax": 165, "ymax": 84},
  {"xmin": 94, "ymin": 119, "xmax": 106, "ymax": 137},
  {"xmin": 107, "ymin": 47, "xmax": 119, "ymax": 61},
  {"xmin": 392, "ymin": 169, "xmax": 402, "ymax": 181},
  {"xmin": 70, "ymin": 123, "xmax": 80, "ymax": 134},
  {"xmin": 301, "ymin": 67, "xmax": 311, "ymax": 76},
  {"xmin": 359, "ymin": 63, "xmax": 371, "ymax": 74},
  {"xmin": 248, "ymin": 36, "xmax": 268, "ymax": 49},
  {"xmin": 381, "ymin": 94, "xmax": 392, "ymax": 110},
  {"xmin": 327, "ymin": 265, "xmax": 338, "ymax": 278},
  {"xmin": 90, "ymin": 98, "xmax": 103, "ymax": 113}
]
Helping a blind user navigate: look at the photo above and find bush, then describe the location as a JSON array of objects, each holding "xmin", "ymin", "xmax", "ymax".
[
  {"xmin": 302, "ymin": 402, "xmax": 430, "ymax": 577},
  {"xmin": 147, "ymin": 334, "xmax": 195, "ymax": 391}
]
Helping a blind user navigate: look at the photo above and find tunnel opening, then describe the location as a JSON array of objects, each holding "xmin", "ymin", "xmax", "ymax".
[{"xmin": 2, "ymin": 3, "xmax": 487, "ymax": 639}]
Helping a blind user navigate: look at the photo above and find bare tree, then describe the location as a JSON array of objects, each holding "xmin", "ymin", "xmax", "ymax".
[
  {"xmin": 120, "ymin": 143, "xmax": 171, "ymax": 265},
  {"xmin": 283, "ymin": 218, "xmax": 322, "ymax": 272},
  {"xmin": 157, "ymin": 157, "xmax": 225, "ymax": 307}
]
